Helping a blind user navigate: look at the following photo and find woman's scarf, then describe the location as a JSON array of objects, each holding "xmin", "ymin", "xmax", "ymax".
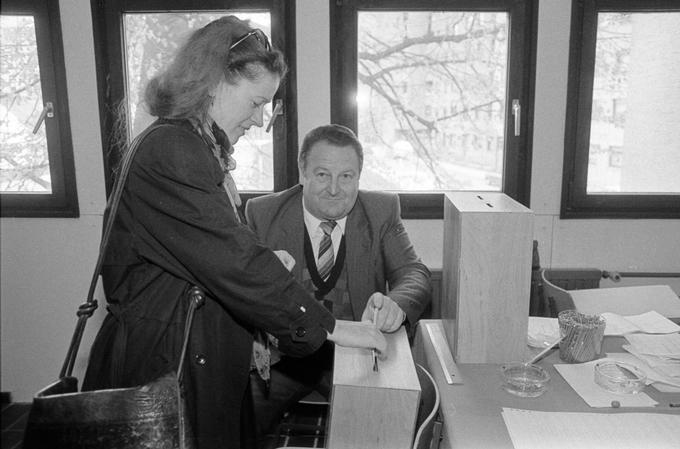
[{"xmin": 193, "ymin": 118, "xmax": 242, "ymax": 220}]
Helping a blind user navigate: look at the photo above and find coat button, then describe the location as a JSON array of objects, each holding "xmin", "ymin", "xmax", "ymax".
[
  {"xmin": 295, "ymin": 327, "xmax": 306, "ymax": 337},
  {"xmin": 195, "ymin": 354, "xmax": 207, "ymax": 366}
]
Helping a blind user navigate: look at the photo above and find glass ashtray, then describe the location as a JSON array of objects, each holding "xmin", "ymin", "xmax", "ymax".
[
  {"xmin": 501, "ymin": 362, "xmax": 550, "ymax": 397},
  {"xmin": 594, "ymin": 361, "xmax": 646, "ymax": 394}
]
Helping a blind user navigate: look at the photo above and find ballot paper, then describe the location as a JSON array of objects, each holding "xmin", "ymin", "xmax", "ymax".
[
  {"xmin": 501, "ymin": 408, "xmax": 680, "ymax": 449},
  {"xmin": 601, "ymin": 310, "xmax": 680, "ymax": 336},
  {"xmin": 554, "ymin": 359, "xmax": 658, "ymax": 407},
  {"xmin": 527, "ymin": 316, "xmax": 560, "ymax": 348}
]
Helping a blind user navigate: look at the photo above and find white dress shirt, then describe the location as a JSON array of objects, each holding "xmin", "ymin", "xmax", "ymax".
[{"xmin": 302, "ymin": 200, "xmax": 347, "ymax": 266}]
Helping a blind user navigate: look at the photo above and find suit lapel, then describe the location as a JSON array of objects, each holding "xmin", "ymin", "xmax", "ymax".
[{"xmin": 345, "ymin": 197, "xmax": 373, "ymax": 319}]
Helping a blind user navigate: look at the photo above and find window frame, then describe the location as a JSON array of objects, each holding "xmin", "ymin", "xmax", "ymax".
[
  {"xmin": 90, "ymin": 0, "xmax": 298, "ymax": 198},
  {"xmin": 330, "ymin": 0, "xmax": 537, "ymax": 219},
  {"xmin": 1, "ymin": 0, "xmax": 79, "ymax": 217},
  {"xmin": 561, "ymin": 0, "xmax": 680, "ymax": 219}
]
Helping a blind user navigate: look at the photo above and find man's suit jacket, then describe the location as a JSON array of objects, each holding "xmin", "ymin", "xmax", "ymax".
[{"xmin": 245, "ymin": 185, "xmax": 432, "ymax": 325}]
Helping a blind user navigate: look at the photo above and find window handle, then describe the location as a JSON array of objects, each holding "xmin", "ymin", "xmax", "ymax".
[
  {"xmin": 266, "ymin": 99, "xmax": 283, "ymax": 133},
  {"xmin": 32, "ymin": 102, "xmax": 54, "ymax": 134},
  {"xmin": 512, "ymin": 99, "xmax": 521, "ymax": 137}
]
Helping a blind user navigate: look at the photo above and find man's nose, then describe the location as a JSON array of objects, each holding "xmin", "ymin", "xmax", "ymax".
[{"xmin": 327, "ymin": 178, "xmax": 340, "ymax": 195}]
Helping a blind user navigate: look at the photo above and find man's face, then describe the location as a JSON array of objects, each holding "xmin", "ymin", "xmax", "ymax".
[{"xmin": 300, "ymin": 141, "xmax": 361, "ymax": 221}]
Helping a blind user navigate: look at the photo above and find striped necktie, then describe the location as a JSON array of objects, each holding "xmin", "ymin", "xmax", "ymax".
[{"xmin": 317, "ymin": 221, "xmax": 337, "ymax": 280}]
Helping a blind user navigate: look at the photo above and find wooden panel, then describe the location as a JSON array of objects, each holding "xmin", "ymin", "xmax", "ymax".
[
  {"xmin": 441, "ymin": 192, "xmax": 534, "ymax": 363},
  {"xmin": 327, "ymin": 325, "xmax": 420, "ymax": 449}
]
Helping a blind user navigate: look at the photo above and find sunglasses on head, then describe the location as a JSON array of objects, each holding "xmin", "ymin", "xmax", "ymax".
[{"xmin": 229, "ymin": 28, "xmax": 271, "ymax": 51}]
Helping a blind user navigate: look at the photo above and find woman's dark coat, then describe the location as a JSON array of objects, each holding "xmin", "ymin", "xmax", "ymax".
[{"xmin": 83, "ymin": 120, "xmax": 335, "ymax": 449}]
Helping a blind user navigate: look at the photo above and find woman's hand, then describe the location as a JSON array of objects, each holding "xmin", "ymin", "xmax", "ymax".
[{"xmin": 327, "ymin": 319, "xmax": 387, "ymax": 354}]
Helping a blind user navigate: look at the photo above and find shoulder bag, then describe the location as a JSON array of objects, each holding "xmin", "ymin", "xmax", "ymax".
[{"xmin": 22, "ymin": 124, "xmax": 202, "ymax": 449}]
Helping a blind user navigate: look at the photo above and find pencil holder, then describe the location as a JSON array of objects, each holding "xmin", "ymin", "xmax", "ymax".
[{"xmin": 558, "ymin": 310, "xmax": 606, "ymax": 363}]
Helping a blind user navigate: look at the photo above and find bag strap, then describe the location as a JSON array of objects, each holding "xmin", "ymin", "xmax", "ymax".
[{"xmin": 59, "ymin": 123, "xmax": 203, "ymax": 379}]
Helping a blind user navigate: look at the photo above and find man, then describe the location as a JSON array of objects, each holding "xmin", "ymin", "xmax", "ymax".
[{"xmin": 245, "ymin": 124, "xmax": 432, "ymax": 445}]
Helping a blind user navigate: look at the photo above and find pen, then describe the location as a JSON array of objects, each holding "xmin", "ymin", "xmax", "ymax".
[
  {"xmin": 527, "ymin": 336, "xmax": 564, "ymax": 365},
  {"xmin": 372, "ymin": 306, "xmax": 379, "ymax": 372},
  {"xmin": 265, "ymin": 100, "xmax": 282, "ymax": 133},
  {"xmin": 670, "ymin": 403, "xmax": 680, "ymax": 408}
]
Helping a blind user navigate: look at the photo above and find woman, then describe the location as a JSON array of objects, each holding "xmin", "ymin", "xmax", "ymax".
[{"xmin": 83, "ymin": 16, "xmax": 385, "ymax": 449}]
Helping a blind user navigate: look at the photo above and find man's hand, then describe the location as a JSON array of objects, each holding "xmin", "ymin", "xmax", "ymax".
[
  {"xmin": 273, "ymin": 250, "xmax": 296, "ymax": 272},
  {"xmin": 327, "ymin": 320, "xmax": 387, "ymax": 354},
  {"xmin": 361, "ymin": 292, "xmax": 406, "ymax": 333}
]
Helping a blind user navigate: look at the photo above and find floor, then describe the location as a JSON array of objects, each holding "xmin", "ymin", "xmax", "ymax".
[{"xmin": 1, "ymin": 399, "xmax": 30, "ymax": 449}]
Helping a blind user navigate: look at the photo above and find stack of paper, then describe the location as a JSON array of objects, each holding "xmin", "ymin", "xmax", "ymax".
[
  {"xmin": 527, "ymin": 316, "xmax": 559, "ymax": 348},
  {"xmin": 528, "ymin": 311, "xmax": 679, "ymax": 346},
  {"xmin": 602, "ymin": 310, "xmax": 680, "ymax": 336},
  {"xmin": 623, "ymin": 333, "xmax": 680, "ymax": 391}
]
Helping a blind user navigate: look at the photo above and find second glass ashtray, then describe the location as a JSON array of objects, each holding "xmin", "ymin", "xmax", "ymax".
[
  {"xmin": 501, "ymin": 363, "xmax": 550, "ymax": 398},
  {"xmin": 594, "ymin": 361, "xmax": 646, "ymax": 394}
]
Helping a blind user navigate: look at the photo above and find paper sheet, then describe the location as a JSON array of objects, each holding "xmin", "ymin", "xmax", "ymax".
[
  {"xmin": 554, "ymin": 359, "xmax": 658, "ymax": 408},
  {"xmin": 602, "ymin": 311, "xmax": 680, "ymax": 336},
  {"xmin": 501, "ymin": 408, "xmax": 680, "ymax": 449},
  {"xmin": 625, "ymin": 333, "xmax": 680, "ymax": 358},
  {"xmin": 527, "ymin": 317, "xmax": 560, "ymax": 348}
]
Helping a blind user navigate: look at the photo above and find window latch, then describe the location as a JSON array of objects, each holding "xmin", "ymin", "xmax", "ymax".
[
  {"xmin": 266, "ymin": 99, "xmax": 283, "ymax": 133},
  {"xmin": 512, "ymin": 99, "xmax": 521, "ymax": 137},
  {"xmin": 32, "ymin": 102, "xmax": 54, "ymax": 134}
]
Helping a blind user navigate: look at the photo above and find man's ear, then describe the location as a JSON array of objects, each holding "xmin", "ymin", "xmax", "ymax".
[{"xmin": 297, "ymin": 164, "xmax": 305, "ymax": 185}]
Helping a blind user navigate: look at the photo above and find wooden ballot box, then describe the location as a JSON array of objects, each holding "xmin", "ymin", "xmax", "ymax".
[
  {"xmin": 441, "ymin": 192, "xmax": 533, "ymax": 363},
  {"xmin": 327, "ymin": 325, "xmax": 421, "ymax": 449}
]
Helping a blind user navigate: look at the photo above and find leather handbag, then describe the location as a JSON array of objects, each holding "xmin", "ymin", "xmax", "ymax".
[{"xmin": 22, "ymin": 124, "xmax": 202, "ymax": 449}]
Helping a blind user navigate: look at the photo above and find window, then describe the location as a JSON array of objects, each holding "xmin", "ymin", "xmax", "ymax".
[
  {"xmin": 562, "ymin": 0, "xmax": 680, "ymax": 218},
  {"xmin": 1, "ymin": 0, "xmax": 78, "ymax": 217},
  {"xmin": 92, "ymin": 0, "xmax": 296, "ymax": 197},
  {"xmin": 331, "ymin": 0, "xmax": 537, "ymax": 218}
]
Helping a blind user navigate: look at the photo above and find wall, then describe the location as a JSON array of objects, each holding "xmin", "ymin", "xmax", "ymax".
[
  {"xmin": 1, "ymin": 0, "xmax": 679, "ymax": 402},
  {"xmin": 1, "ymin": 1, "xmax": 106, "ymax": 401},
  {"xmin": 529, "ymin": 0, "xmax": 680, "ymax": 291}
]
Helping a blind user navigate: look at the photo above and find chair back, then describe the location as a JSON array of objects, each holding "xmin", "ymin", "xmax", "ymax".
[
  {"xmin": 412, "ymin": 363, "xmax": 441, "ymax": 449},
  {"xmin": 541, "ymin": 268, "xmax": 604, "ymax": 317},
  {"xmin": 540, "ymin": 269, "xmax": 576, "ymax": 317}
]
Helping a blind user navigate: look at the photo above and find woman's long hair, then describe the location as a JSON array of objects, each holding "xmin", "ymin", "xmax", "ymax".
[
  {"xmin": 109, "ymin": 16, "xmax": 287, "ymax": 174},
  {"xmin": 145, "ymin": 15, "xmax": 287, "ymax": 122}
]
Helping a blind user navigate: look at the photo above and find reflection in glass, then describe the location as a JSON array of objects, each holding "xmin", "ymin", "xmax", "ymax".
[
  {"xmin": 357, "ymin": 11, "xmax": 508, "ymax": 192},
  {"xmin": 0, "ymin": 15, "xmax": 51, "ymax": 193},
  {"xmin": 123, "ymin": 12, "xmax": 274, "ymax": 191}
]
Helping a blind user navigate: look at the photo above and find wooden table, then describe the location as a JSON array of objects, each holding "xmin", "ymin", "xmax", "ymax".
[{"xmin": 413, "ymin": 320, "xmax": 680, "ymax": 449}]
